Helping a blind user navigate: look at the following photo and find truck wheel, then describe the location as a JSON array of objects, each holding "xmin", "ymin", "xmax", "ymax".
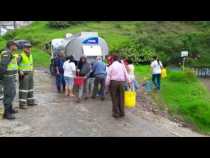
[{"xmin": 49, "ymin": 64, "xmax": 55, "ymax": 76}]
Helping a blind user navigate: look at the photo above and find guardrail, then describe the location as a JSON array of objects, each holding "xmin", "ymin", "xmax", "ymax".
[{"xmin": 193, "ymin": 67, "xmax": 210, "ymax": 78}]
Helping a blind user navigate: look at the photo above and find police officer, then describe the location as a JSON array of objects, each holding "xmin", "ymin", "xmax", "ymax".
[
  {"xmin": 0, "ymin": 41, "xmax": 19, "ymax": 120},
  {"xmin": 18, "ymin": 43, "xmax": 37, "ymax": 109}
]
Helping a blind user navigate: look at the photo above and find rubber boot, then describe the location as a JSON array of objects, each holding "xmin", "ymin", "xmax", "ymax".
[
  {"xmin": 28, "ymin": 103, "xmax": 38, "ymax": 106},
  {"xmin": 3, "ymin": 111, "xmax": 16, "ymax": 120},
  {"xmin": 28, "ymin": 101, "xmax": 38, "ymax": 106},
  {"xmin": 10, "ymin": 106, "xmax": 18, "ymax": 114},
  {"xmin": 20, "ymin": 104, "xmax": 28, "ymax": 109}
]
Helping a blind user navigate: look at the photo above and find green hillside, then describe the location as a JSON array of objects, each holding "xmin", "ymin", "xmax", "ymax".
[{"xmin": 1, "ymin": 21, "xmax": 210, "ymax": 67}]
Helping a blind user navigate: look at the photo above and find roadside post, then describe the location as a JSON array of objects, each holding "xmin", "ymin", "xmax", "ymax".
[{"xmin": 181, "ymin": 50, "xmax": 188, "ymax": 71}]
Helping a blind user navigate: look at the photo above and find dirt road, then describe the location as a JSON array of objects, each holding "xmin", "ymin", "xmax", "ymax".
[
  {"xmin": 200, "ymin": 78, "xmax": 210, "ymax": 92},
  {"xmin": 0, "ymin": 70, "xmax": 204, "ymax": 137}
]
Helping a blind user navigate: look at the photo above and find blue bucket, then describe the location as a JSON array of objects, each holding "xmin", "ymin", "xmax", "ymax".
[{"xmin": 144, "ymin": 80, "xmax": 154, "ymax": 93}]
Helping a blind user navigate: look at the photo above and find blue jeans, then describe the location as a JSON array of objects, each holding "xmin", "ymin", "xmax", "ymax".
[
  {"xmin": 152, "ymin": 74, "xmax": 161, "ymax": 90},
  {"xmin": 85, "ymin": 77, "xmax": 95, "ymax": 97},
  {"xmin": 124, "ymin": 80, "xmax": 139, "ymax": 91},
  {"xmin": 56, "ymin": 74, "xmax": 65, "ymax": 92}
]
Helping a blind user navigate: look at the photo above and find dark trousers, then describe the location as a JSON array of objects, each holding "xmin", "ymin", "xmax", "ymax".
[
  {"xmin": 110, "ymin": 80, "xmax": 125, "ymax": 116},
  {"xmin": 2, "ymin": 75, "xmax": 16, "ymax": 113},
  {"xmin": 19, "ymin": 72, "xmax": 34, "ymax": 106},
  {"xmin": 92, "ymin": 77, "xmax": 105, "ymax": 98},
  {"xmin": 56, "ymin": 74, "xmax": 65, "ymax": 92},
  {"xmin": 152, "ymin": 74, "xmax": 161, "ymax": 90}
]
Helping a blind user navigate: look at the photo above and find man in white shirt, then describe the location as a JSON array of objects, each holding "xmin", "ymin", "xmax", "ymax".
[{"xmin": 150, "ymin": 56, "xmax": 163, "ymax": 90}]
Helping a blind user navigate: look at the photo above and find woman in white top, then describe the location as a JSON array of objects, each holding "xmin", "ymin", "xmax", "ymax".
[
  {"xmin": 150, "ymin": 56, "xmax": 163, "ymax": 90},
  {"xmin": 63, "ymin": 56, "xmax": 76, "ymax": 97},
  {"xmin": 127, "ymin": 59, "xmax": 135, "ymax": 85},
  {"xmin": 124, "ymin": 59, "xmax": 139, "ymax": 91}
]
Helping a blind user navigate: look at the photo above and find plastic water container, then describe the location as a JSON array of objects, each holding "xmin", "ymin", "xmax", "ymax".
[
  {"xmin": 124, "ymin": 90, "xmax": 136, "ymax": 108},
  {"xmin": 74, "ymin": 76, "xmax": 86, "ymax": 86},
  {"xmin": 144, "ymin": 80, "xmax": 154, "ymax": 93}
]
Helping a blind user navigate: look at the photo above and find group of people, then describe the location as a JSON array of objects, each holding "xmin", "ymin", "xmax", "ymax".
[
  {"xmin": 54, "ymin": 52, "xmax": 139, "ymax": 118},
  {"xmin": 0, "ymin": 41, "xmax": 37, "ymax": 120},
  {"xmin": 0, "ymin": 40, "xmax": 163, "ymax": 120}
]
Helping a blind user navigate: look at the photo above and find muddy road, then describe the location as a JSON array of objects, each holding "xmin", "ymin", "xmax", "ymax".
[{"xmin": 0, "ymin": 70, "xmax": 203, "ymax": 137}]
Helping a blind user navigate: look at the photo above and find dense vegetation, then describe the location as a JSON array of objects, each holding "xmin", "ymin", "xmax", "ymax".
[
  {"xmin": 1, "ymin": 21, "xmax": 210, "ymax": 67},
  {"xmin": 48, "ymin": 21, "xmax": 85, "ymax": 28},
  {"xmin": 119, "ymin": 21, "xmax": 210, "ymax": 66}
]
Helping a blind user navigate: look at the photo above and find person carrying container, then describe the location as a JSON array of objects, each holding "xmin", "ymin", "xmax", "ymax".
[
  {"xmin": 92, "ymin": 56, "xmax": 107, "ymax": 101},
  {"xmin": 75, "ymin": 56, "xmax": 90, "ymax": 103},
  {"xmin": 106, "ymin": 54, "xmax": 131, "ymax": 118},
  {"xmin": 150, "ymin": 56, "xmax": 163, "ymax": 90},
  {"xmin": 84, "ymin": 62, "xmax": 95, "ymax": 100}
]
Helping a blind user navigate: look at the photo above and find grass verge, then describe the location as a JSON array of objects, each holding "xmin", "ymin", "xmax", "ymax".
[{"xmin": 135, "ymin": 64, "xmax": 210, "ymax": 134}]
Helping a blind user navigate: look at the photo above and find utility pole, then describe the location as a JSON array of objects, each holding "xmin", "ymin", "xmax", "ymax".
[
  {"xmin": 182, "ymin": 57, "xmax": 185, "ymax": 71},
  {"xmin": 13, "ymin": 21, "xmax": 16, "ymax": 29}
]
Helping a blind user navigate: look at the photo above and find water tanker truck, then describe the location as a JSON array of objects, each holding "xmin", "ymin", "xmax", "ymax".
[{"xmin": 49, "ymin": 32, "xmax": 109, "ymax": 75}]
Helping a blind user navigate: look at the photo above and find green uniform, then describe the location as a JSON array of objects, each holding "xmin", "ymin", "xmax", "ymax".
[
  {"xmin": 18, "ymin": 52, "xmax": 34, "ymax": 106},
  {"xmin": 0, "ymin": 82, "xmax": 3, "ymax": 100},
  {"xmin": 0, "ymin": 49, "xmax": 18, "ymax": 113}
]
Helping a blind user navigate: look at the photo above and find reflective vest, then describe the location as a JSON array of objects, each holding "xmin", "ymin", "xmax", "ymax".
[
  {"xmin": 0, "ymin": 51, "xmax": 18, "ymax": 71},
  {"xmin": 19, "ymin": 52, "xmax": 33, "ymax": 72},
  {"xmin": 14, "ymin": 51, "xmax": 19, "ymax": 58}
]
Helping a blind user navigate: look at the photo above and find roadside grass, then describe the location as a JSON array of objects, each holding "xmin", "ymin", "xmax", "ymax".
[
  {"xmin": 32, "ymin": 48, "xmax": 50, "ymax": 68},
  {"xmin": 0, "ymin": 21, "xmax": 132, "ymax": 52},
  {"xmin": 135, "ymin": 64, "xmax": 210, "ymax": 134},
  {"xmin": 135, "ymin": 65, "xmax": 151, "ymax": 82}
]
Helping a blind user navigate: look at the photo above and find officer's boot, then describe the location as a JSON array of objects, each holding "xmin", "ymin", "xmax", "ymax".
[
  {"xmin": 10, "ymin": 106, "xmax": 18, "ymax": 114},
  {"xmin": 27, "ymin": 100, "xmax": 38, "ymax": 106},
  {"xmin": 3, "ymin": 109, "xmax": 16, "ymax": 120},
  {"xmin": 19, "ymin": 103, "xmax": 28, "ymax": 110},
  {"xmin": 28, "ymin": 103, "xmax": 38, "ymax": 106}
]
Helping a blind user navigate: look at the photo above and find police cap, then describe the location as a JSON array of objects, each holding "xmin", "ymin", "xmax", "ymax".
[{"xmin": 23, "ymin": 43, "xmax": 32, "ymax": 48}]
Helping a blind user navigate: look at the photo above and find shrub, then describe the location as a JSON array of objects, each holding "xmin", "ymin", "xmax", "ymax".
[
  {"xmin": 3, "ymin": 30, "xmax": 16, "ymax": 40},
  {"xmin": 48, "ymin": 21, "xmax": 84, "ymax": 28},
  {"xmin": 114, "ymin": 24, "xmax": 122, "ymax": 29},
  {"xmin": 118, "ymin": 42, "xmax": 156, "ymax": 64}
]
